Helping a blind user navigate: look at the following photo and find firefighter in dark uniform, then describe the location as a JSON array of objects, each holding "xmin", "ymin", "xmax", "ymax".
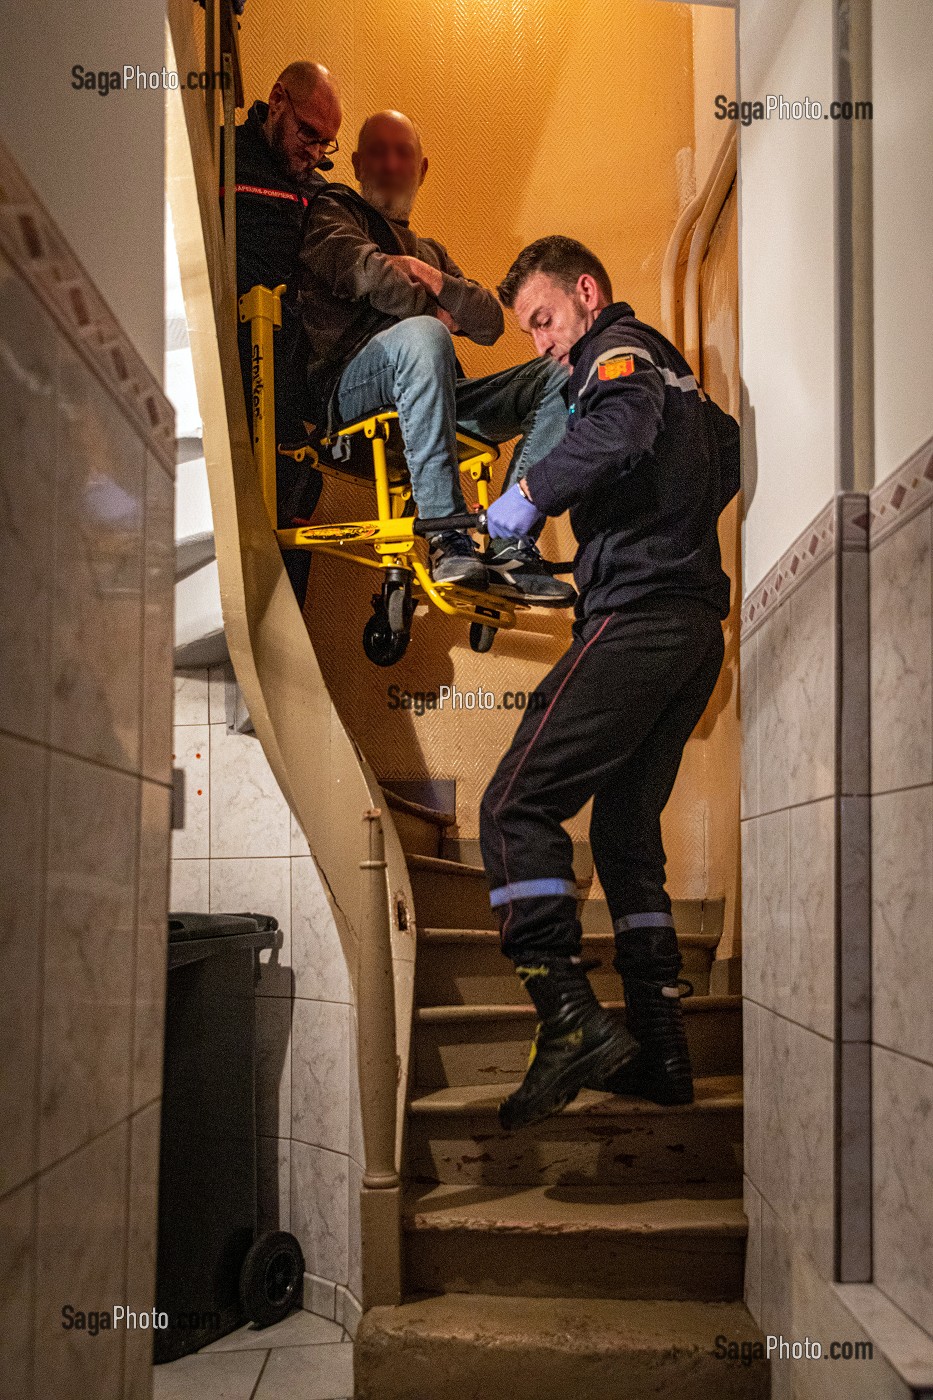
[
  {"xmin": 220, "ymin": 61, "xmax": 342, "ymax": 604},
  {"xmin": 480, "ymin": 235, "xmax": 740, "ymax": 1132}
]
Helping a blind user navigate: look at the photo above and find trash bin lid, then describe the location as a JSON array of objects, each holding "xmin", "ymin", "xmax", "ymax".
[{"xmin": 167, "ymin": 912, "xmax": 282, "ymax": 968}]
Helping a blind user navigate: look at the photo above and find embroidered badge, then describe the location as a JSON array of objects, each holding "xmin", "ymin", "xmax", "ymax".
[{"xmin": 598, "ymin": 354, "xmax": 635, "ymax": 381}]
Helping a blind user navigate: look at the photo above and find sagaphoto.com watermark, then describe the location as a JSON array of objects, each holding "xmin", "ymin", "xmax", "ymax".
[
  {"xmin": 71, "ymin": 64, "xmax": 230, "ymax": 96},
  {"xmin": 715, "ymin": 93, "xmax": 873, "ymax": 126}
]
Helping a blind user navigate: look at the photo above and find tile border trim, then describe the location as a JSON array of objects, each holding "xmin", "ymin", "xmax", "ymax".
[
  {"xmin": 0, "ymin": 137, "xmax": 175, "ymax": 472},
  {"xmin": 867, "ymin": 433, "xmax": 933, "ymax": 548}
]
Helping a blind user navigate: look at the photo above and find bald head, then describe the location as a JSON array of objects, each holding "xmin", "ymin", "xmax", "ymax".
[
  {"xmin": 264, "ymin": 61, "xmax": 342, "ymax": 182},
  {"xmin": 353, "ymin": 110, "xmax": 427, "ymax": 220}
]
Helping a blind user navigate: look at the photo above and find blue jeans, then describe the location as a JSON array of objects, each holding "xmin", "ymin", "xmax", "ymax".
[{"xmin": 336, "ymin": 316, "xmax": 570, "ymax": 521}]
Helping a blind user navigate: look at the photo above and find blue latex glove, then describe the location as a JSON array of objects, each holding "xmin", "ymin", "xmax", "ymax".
[{"xmin": 485, "ymin": 481, "xmax": 543, "ymax": 540}]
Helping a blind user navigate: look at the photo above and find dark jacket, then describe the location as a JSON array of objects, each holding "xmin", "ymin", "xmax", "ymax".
[
  {"xmin": 525, "ymin": 302, "xmax": 740, "ymax": 624},
  {"xmin": 220, "ymin": 101, "xmax": 326, "ymax": 434},
  {"xmin": 297, "ymin": 183, "xmax": 504, "ymax": 425}
]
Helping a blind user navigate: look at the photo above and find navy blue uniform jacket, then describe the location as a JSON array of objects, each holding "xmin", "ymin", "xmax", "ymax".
[{"xmin": 524, "ymin": 302, "xmax": 741, "ymax": 624}]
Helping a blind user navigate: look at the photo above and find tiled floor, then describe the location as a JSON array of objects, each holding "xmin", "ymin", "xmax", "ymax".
[{"xmin": 152, "ymin": 1308, "xmax": 353, "ymax": 1400}]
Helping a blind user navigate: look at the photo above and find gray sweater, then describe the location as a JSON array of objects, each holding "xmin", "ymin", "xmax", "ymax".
[{"xmin": 297, "ymin": 183, "xmax": 503, "ymax": 424}]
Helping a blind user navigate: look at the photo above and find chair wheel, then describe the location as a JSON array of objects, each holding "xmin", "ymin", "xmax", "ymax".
[
  {"xmin": 363, "ymin": 611, "xmax": 410, "ymax": 666},
  {"xmin": 239, "ymin": 1230, "xmax": 304, "ymax": 1330},
  {"xmin": 469, "ymin": 622, "xmax": 496, "ymax": 653},
  {"xmin": 386, "ymin": 582, "xmax": 410, "ymax": 635}
]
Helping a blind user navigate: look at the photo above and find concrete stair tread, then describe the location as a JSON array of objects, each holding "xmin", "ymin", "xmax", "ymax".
[
  {"xmin": 409, "ymin": 1072, "xmax": 743, "ymax": 1117},
  {"xmin": 403, "ymin": 1182, "xmax": 748, "ymax": 1238},
  {"xmin": 420, "ymin": 925, "xmax": 722, "ymax": 949},
  {"xmin": 383, "ymin": 788, "xmax": 455, "ymax": 828},
  {"xmin": 362, "ymin": 1288, "xmax": 763, "ymax": 1355},
  {"xmin": 414, "ymin": 994, "xmax": 741, "ymax": 1022}
]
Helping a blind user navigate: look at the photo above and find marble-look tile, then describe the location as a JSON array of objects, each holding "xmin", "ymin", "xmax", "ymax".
[
  {"xmin": 757, "ymin": 807, "xmax": 790, "ymax": 1017},
  {"xmin": 742, "ymin": 998, "xmax": 761, "ymax": 1190},
  {"xmin": 760, "ymin": 1193, "xmax": 792, "ymax": 1386},
  {"xmin": 202, "ymin": 1306, "xmax": 344, "ymax": 1351},
  {"xmin": 871, "ymin": 786, "xmax": 933, "ymax": 1065},
  {"xmin": 348, "ymin": 1003, "xmax": 365, "ymax": 1170},
  {"xmin": 208, "ymin": 662, "xmax": 232, "ymax": 723},
  {"xmin": 839, "ymin": 795, "xmax": 871, "ymax": 1043},
  {"xmin": 174, "ymin": 669, "xmax": 210, "ymax": 725},
  {"xmin": 141, "ymin": 457, "xmax": 175, "ymax": 785},
  {"xmin": 253, "ymin": 1341, "xmax": 354, "ymax": 1400},
  {"xmin": 347, "ymin": 1157, "xmax": 363, "ymax": 1300},
  {"xmin": 290, "ymin": 1142, "xmax": 349, "ymax": 1286},
  {"xmin": 789, "ymin": 797, "xmax": 835, "ymax": 1037},
  {"xmin": 743, "ymin": 1175, "xmax": 762, "ymax": 1325},
  {"xmin": 0, "ymin": 265, "xmax": 57, "ymax": 745},
  {"xmin": 873, "ymin": 1045, "xmax": 933, "ymax": 1336},
  {"xmin": 256, "ymin": 997, "xmax": 292, "ymax": 1139},
  {"xmin": 292, "ymin": 856, "xmax": 352, "ymax": 1004},
  {"xmin": 169, "ymin": 858, "xmax": 209, "ymax": 912},
  {"xmin": 838, "ymin": 1040, "xmax": 871, "ymax": 1283},
  {"xmin": 740, "ymin": 817, "xmax": 761, "ymax": 1004},
  {"xmin": 788, "ymin": 558, "xmax": 836, "ymax": 805},
  {"xmin": 0, "ymin": 733, "xmax": 47, "ymax": 1195},
  {"xmin": 290, "ymin": 809, "xmax": 311, "ymax": 857},
  {"xmin": 787, "ymin": 1020, "xmax": 835, "ymax": 1278},
  {"xmin": 870, "ymin": 505, "xmax": 933, "ymax": 793},
  {"xmin": 336, "ymin": 1285, "xmax": 362, "ymax": 1339},
  {"xmin": 40, "ymin": 755, "xmax": 138, "ymax": 1167},
  {"xmin": 740, "ymin": 633, "xmax": 759, "ymax": 819},
  {"xmin": 51, "ymin": 344, "xmax": 145, "ymax": 773},
  {"xmin": 839, "ymin": 544, "xmax": 870, "ymax": 797},
  {"xmin": 210, "ymin": 725, "xmax": 291, "ymax": 858},
  {"xmin": 257, "ymin": 1136, "xmax": 291, "ymax": 1237},
  {"xmin": 757, "ymin": 600, "xmax": 792, "ymax": 815},
  {"xmin": 292, "ymin": 1000, "xmax": 350, "ymax": 1155},
  {"xmin": 170, "ymin": 725, "xmax": 210, "ymax": 860},
  {"xmin": 35, "ymin": 1120, "xmax": 128, "ymax": 1399},
  {"xmin": 152, "ymin": 1349, "xmax": 266, "ymax": 1400},
  {"xmin": 758, "ymin": 1007, "xmax": 792, "ymax": 1226},
  {"xmin": 304, "ymin": 1271, "xmax": 337, "ymax": 1322},
  {"xmin": 133, "ymin": 782, "xmax": 171, "ymax": 1111},
  {"xmin": 124, "ymin": 1103, "xmax": 162, "ymax": 1399},
  {"xmin": 210, "ymin": 856, "xmax": 292, "ymax": 997},
  {"xmin": 0, "ymin": 1178, "xmax": 36, "ymax": 1399}
]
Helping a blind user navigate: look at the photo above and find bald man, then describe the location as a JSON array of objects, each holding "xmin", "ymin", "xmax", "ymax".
[
  {"xmin": 297, "ymin": 111, "xmax": 574, "ymax": 600},
  {"xmin": 221, "ymin": 61, "xmax": 342, "ymax": 604}
]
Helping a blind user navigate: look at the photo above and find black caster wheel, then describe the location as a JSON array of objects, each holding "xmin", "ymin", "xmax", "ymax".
[
  {"xmin": 239, "ymin": 1230, "xmax": 305, "ymax": 1329},
  {"xmin": 469, "ymin": 621, "xmax": 496, "ymax": 653},
  {"xmin": 386, "ymin": 581, "xmax": 412, "ymax": 635},
  {"xmin": 363, "ymin": 610, "xmax": 410, "ymax": 666}
]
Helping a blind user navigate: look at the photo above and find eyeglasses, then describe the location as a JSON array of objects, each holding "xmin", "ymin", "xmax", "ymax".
[{"xmin": 282, "ymin": 88, "xmax": 339, "ymax": 156}]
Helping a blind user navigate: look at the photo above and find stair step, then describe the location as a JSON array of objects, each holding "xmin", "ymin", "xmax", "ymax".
[
  {"xmin": 383, "ymin": 789, "xmax": 455, "ymax": 859},
  {"xmin": 406, "ymin": 1074, "xmax": 743, "ymax": 1188},
  {"xmin": 408, "ymin": 853, "xmax": 588, "ymax": 931},
  {"xmin": 413, "ymin": 996, "xmax": 743, "ymax": 1089},
  {"xmin": 355, "ymin": 1291, "xmax": 769, "ymax": 1400},
  {"xmin": 402, "ymin": 1182, "xmax": 747, "ymax": 1301},
  {"xmin": 579, "ymin": 896, "xmax": 725, "ymax": 939},
  {"xmin": 441, "ymin": 836, "xmax": 596, "ymax": 885},
  {"xmin": 416, "ymin": 927, "xmax": 719, "ymax": 1005}
]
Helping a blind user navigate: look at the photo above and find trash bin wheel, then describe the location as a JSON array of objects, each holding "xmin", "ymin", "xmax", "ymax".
[{"xmin": 239, "ymin": 1230, "xmax": 305, "ymax": 1329}]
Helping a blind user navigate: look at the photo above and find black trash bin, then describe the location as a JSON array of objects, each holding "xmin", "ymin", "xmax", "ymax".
[{"xmin": 154, "ymin": 912, "xmax": 305, "ymax": 1364}]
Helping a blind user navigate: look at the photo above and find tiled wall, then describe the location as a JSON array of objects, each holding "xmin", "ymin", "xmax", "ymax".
[
  {"xmin": 0, "ymin": 226, "xmax": 175, "ymax": 1395},
  {"xmin": 741, "ymin": 446, "xmax": 933, "ymax": 1396},
  {"xmin": 867, "ymin": 455, "xmax": 933, "ymax": 1342},
  {"xmin": 169, "ymin": 667, "xmax": 364, "ymax": 1336}
]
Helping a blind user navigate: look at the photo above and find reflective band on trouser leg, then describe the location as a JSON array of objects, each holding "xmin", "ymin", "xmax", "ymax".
[
  {"xmin": 613, "ymin": 912, "xmax": 675, "ymax": 930},
  {"xmin": 490, "ymin": 877, "xmax": 578, "ymax": 908}
]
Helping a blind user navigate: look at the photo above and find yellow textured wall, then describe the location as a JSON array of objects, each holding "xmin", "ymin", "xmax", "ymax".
[{"xmin": 235, "ymin": 1, "xmax": 729, "ymax": 866}]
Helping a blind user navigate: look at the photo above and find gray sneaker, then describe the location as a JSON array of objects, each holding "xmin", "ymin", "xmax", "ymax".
[
  {"xmin": 428, "ymin": 530, "xmax": 488, "ymax": 589},
  {"xmin": 485, "ymin": 537, "xmax": 577, "ymax": 607}
]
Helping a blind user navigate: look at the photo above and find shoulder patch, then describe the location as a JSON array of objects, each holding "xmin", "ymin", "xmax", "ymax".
[{"xmin": 598, "ymin": 353, "xmax": 635, "ymax": 381}]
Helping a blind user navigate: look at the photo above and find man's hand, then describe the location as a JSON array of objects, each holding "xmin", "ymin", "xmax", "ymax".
[
  {"xmin": 485, "ymin": 481, "xmax": 543, "ymax": 540},
  {"xmin": 385, "ymin": 254, "xmax": 444, "ymax": 298},
  {"xmin": 435, "ymin": 306, "xmax": 460, "ymax": 333}
]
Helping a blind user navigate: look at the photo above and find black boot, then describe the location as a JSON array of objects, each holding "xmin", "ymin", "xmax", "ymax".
[
  {"xmin": 585, "ymin": 924, "xmax": 696, "ymax": 1105},
  {"xmin": 498, "ymin": 954, "xmax": 640, "ymax": 1132}
]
